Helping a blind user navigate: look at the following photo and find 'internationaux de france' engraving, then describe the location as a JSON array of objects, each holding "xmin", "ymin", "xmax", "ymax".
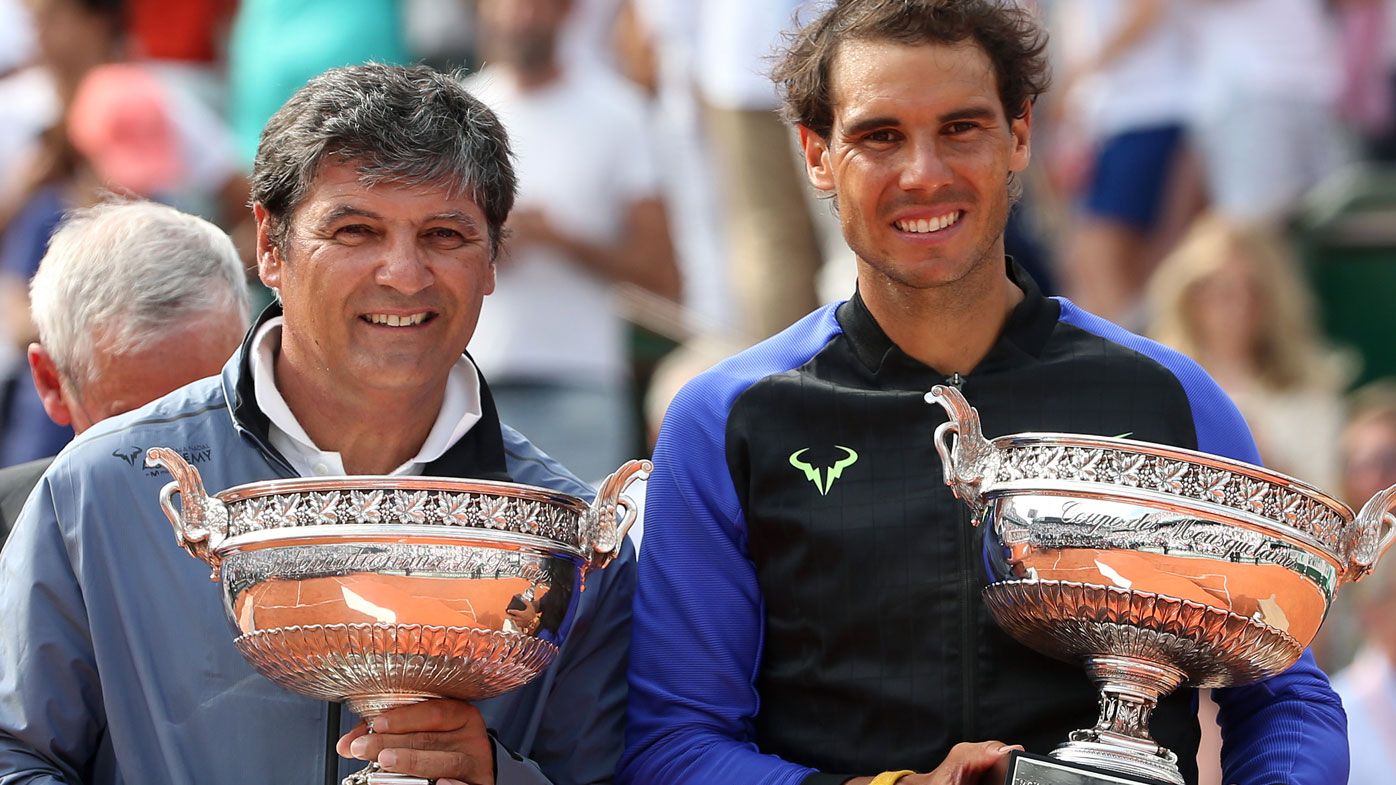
[{"xmin": 222, "ymin": 543, "xmax": 559, "ymax": 599}]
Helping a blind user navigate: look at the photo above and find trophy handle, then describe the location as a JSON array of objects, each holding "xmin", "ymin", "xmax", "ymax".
[
  {"xmin": 583, "ymin": 459, "xmax": 653, "ymax": 572},
  {"xmin": 924, "ymin": 385, "xmax": 996, "ymax": 521},
  {"xmin": 1347, "ymin": 483, "xmax": 1396, "ymax": 581},
  {"xmin": 145, "ymin": 447, "xmax": 229, "ymax": 581}
]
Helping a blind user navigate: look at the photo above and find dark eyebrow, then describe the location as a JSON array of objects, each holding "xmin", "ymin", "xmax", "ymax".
[
  {"xmin": 840, "ymin": 105, "xmax": 1001, "ymax": 138},
  {"xmin": 318, "ymin": 205, "xmax": 383, "ymax": 226},
  {"xmin": 938, "ymin": 106, "xmax": 1000, "ymax": 125},
  {"xmin": 842, "ymin": 115, "xmax": 900, "ymax": 138},
  {"xmin": 315, "ymin": 206, "xmax": 481, "ymax": 230},
  {"xmin": 426, "ymin": 211, "xmax": 482, "ymax": 228}
]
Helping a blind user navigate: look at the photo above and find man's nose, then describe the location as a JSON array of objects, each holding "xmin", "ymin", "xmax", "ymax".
[
  {"xmin": 900, "ymin": 138, "xmax": 954, "ymax": 192},
  {"xmin": 375, "ymin": 234, "xmax": 434, "ymax": 295}
]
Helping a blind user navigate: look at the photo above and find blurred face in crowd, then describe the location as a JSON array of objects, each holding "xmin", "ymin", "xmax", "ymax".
[
  {"xmin": 25, "ymin": 0, "xmax": 121, "ymax": 93},
  {"xmin": 29, "ymin": 310, "xmax": 245, "ymax": 433},
  {"xmin": 255, "ymin": 161, "xmax": 496, "ymax": 407},
  {"xmin": 800, "ymin": 38, "xmax": 1031, "ymax": 295},
  {"xmin": 1187, "ymin": 254, "xmax": 1265, "ymax": 361},
  {"xmin": 1342, "ymin": 414, "xmax": 1396, "ymax": 508},
  {"xmin": 476, "ymin": 0, "xmax": 572, "ymax": 73}
]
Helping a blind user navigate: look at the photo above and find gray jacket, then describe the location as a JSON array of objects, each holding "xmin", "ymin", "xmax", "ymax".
[{"xmin": 0, "ymin": 347, "xmax": 633, "ymax": 785}]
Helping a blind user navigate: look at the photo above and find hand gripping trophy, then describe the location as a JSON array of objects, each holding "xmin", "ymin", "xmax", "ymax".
[
  {"xmin": 146, "ymin": 447, "xmax": 649, "ymax": 785},
  {"xmin": 926, "ymin": 385, "xmax": 1396, "ymax": 785}
]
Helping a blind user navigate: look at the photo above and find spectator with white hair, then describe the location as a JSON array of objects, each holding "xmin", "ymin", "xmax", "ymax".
[{"xmin": 0, "ymin": 199, "xmax": 250, "ymax": 544}]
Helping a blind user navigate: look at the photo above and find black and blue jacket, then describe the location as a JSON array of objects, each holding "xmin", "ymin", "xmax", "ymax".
[{"xmin": 620, "ymin": 262, "xmax": 1347, "ymax": 785}]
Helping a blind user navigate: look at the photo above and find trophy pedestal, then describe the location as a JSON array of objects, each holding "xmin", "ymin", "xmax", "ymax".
[{"xmin": 1005, "ymin": 751, "xmax": 1178, "ymax": 785}]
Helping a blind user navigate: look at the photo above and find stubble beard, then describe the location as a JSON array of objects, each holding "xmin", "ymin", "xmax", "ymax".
[{"xmin": 855, "ymin": 208, "xmax": 1007, "ymax": 302}]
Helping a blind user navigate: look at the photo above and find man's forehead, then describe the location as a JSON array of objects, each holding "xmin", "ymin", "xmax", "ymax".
[
  {"xmin": 310, "ymin": 161, "xmax": 471, "ymax": 197},
  {"xmin": 296, "ymin": 163, "xmax": 483, "ymax": 220},
  {"xmin": 828, "ymin": 37, "xmax": 1001, "ymax": 122}
]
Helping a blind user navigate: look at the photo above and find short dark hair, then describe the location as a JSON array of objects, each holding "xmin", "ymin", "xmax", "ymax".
[
  {"xmin": 774, "ymin": 0, "xmax": 1051, "ymax": 138},
  {"xmin": 250, "ymin": 63, "xmax": 517, "ymax": 258}
]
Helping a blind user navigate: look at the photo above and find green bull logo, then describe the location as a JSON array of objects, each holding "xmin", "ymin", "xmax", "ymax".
[{"xmin": 788, "ymin": 446, "xmax": 859, "ymax": 495}]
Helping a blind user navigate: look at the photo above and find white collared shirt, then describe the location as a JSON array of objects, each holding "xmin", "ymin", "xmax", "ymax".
[{"xmin": 249, "ymin": 317, "xmax": 483, "ymax": 477}]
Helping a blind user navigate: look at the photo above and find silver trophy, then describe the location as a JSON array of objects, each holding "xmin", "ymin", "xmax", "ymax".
[
  {"xmin": 925, "ymin": 385, "xmax": 1396, "ymax": 785},
  {"xmin": 146, "ymin": 447, "xmax": 649, "ymax": 785}
]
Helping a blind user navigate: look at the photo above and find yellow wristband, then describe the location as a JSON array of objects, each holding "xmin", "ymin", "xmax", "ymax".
[{"xmin": 868, "ymin": 771, "xmax": 917, "ymax": 785}]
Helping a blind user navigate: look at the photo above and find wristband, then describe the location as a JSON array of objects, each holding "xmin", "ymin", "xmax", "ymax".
[{"xmin": 868, "ymin": 771, "xmax": 917, "ymax": 785}]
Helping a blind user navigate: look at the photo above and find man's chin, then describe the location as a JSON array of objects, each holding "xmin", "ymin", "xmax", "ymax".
[
  {"xmin": 341, "ymin": 364, "xmax": 450, "ymax": 397},
  {"xmin": 860, "ymin": 258, "xmax": 974, "ymax": 291}
]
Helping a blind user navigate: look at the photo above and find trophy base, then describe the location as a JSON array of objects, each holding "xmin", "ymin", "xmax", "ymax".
[{"xmin": 1005, "ymin": 751, "xmax": 1178, "ymax": 785}]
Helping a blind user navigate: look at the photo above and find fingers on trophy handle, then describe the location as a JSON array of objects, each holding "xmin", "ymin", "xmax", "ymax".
[
  {"xmin": 144, "ymin": 447, "xmax": 228, "ymax": 580},
  {"xmin": 1349, "ymin": 483, "xmax": 1396, "ymax": 580},
  {"xmin": 924, "ymin": 385, "xmax": 993, "ymax": 521},
  {"xmin": 585, "ymin": 459, "xmax": 653, "ymax": 571}
]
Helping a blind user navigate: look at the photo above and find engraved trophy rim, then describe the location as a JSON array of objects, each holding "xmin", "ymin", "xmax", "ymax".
[
  {"xmin": 979, "ymin": 431, "xmax": 1356, "ymax": 570},
  {"xmin": 208, "ymin": 474, "xmax": 598, "ymax": 555},
  {"xmin": 990, "ymin": 431, "xmax": 1350, "ymax": 518},
  {"xmin": 216, "ymin": 474, "xmax": 592, "ymax": 513}
]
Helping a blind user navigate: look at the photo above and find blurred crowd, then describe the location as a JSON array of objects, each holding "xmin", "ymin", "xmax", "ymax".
[{"xmin": 2, "ymin": 0, "xmax": 1396, "ymax": 723}]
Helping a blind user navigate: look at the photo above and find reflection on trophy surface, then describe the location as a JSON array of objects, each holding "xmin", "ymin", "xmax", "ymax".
[
  {"xmin": 146, "ymin": 447, "xmax": 649, "ymax": 785},
  {"xmin": 925, "ymin": 385, "xmax": 1396, "ymax": 785}
]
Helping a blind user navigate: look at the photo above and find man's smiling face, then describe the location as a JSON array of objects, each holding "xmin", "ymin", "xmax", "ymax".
[
  {"xmin": 256, "ymin": 160, "xmax": 496, "ymax": 400},
  {"xmin": 801, "ymin": 37, "xmax": 1031, "ymax": 293}
]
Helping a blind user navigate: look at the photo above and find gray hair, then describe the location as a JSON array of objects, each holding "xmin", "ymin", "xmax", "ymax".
[
  {"xmin": 29, "ymin": 199, "xmax": 251, "ymax": 390},
  {"xmin": 250, "ymin": 63, "xmax": 517, "ymax": 258}
]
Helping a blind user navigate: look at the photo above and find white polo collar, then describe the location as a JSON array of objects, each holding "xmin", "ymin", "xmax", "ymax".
[{"xmin": 249, "ymin": 317, "xmax": 482, "ymax": 477}]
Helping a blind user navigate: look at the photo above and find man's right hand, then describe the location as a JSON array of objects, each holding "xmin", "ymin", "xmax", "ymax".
[{"xmin": 845, "ymin": 741, "xmax": 1020, "ymax": 785}]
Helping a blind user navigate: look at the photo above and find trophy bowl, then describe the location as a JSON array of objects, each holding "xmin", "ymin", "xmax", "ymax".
[
  {"xmin": 145, "ymin": 448, "xmax": 649, "ymax": 785},
  {"xmin": 925, "ymin": 385, "xmax": 1396, "ymax": 785}
]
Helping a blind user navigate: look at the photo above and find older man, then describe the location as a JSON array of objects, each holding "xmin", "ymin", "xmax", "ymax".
[
  {"xmin": 0, "ymin": 200, "xmax": 249, "ymax": 543},
  {"xmin": 0, "ymin": 64, "xmax": 634, "ymax": 785}
]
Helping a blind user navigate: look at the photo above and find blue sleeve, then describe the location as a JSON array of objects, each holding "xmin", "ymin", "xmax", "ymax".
[
  {"xmin": 1213, "ymin": 651, "xmax": 1348, "ymax": 785},
  {"xmin": 0, "ymin": 473, "xmax": 99, "ymax": 783},
  {"xmin": 1055, "ymin": 300, "xmax": 1349, "ymax": 784},
  {"xmin": 617, "ymin": 379, "xmax": 814, "ymax": 785}
]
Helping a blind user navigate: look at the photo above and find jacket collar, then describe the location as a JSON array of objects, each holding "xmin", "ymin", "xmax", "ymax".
[
  {"xmin": 837, "ymin": 256, "xmax": 1059, "ymax": 383},
  {"xmin": 221, "ymin": 302, "xmax": 510, "ymax": 480}
]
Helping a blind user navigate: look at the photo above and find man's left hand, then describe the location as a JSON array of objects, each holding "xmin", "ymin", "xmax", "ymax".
[{"xmin": 337, "ymin": 698, "xmax": 494, "ymax": 785}]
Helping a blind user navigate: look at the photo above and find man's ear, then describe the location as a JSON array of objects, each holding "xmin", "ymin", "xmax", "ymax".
[
  {"xmin": 1009, "ymin": 101, "xmax": 1033, "ymax": 174},
  {"xmin": 27, "ymin": 344, "xmax": 73, "ymax": 427},
  {"xmin": 252, "ymin": 203, "xmax": 283, "ymax": 292},
  {"xmin": 799, "ymin": 125, "xmax": 835, "ymax": 192}
]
